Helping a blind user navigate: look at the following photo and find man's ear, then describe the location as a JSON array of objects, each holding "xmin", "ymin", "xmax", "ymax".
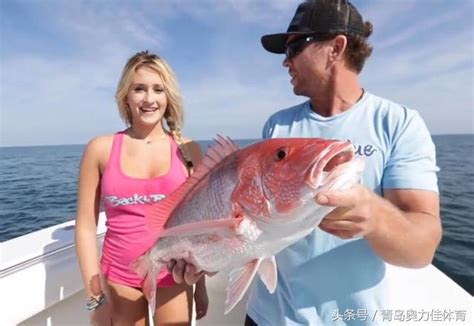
[{"xmin": 330, "ymin": 35, "xmax": 348, "ymax": 60}]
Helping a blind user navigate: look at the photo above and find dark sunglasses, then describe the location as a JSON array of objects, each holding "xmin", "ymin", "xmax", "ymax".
[{"xmin": 285, "ymin": 35, "xmax": 318, "ymax": 60}]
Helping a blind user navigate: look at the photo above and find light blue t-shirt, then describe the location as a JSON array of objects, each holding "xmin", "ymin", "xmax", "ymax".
[{"xmin": 246, "ymin": 91, "xmax": 439, "ymax": 325}]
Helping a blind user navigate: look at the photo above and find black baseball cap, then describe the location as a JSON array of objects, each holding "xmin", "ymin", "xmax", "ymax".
[{"xmin": 261, "ymin": 0, "xmax": 365, "ymax": 54}]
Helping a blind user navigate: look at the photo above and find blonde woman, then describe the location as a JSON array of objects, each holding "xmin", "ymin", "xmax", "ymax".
[{"xmin": 75, "ymin": 51, "xmax": 208, "ymax": 325}]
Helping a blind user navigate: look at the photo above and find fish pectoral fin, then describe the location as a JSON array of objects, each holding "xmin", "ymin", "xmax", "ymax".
[
  {"xmin": 225, "ymin": 259, "xmax": 261, "ymax": 315},
  {"xmin": 257, "ymin": 256, "xmax": 278, "ymax": 293},
  {"xmin": 160, "ymin": 217, "xmax": 244, "ymax": 238}
]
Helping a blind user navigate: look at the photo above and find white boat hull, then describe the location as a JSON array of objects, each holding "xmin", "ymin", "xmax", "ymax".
[{"xmin": 1, "ymin": 213, "xmax": 472, "ymax": 325}]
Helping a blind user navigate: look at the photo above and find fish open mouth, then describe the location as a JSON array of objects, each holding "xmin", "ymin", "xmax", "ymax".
[
  {"xmin": 306, "ymin": 141, "xmax": 355, "ymax": 189},
  {"xmin": 323, "ymin": 148, "xmax": 354, "ymax": 172}
]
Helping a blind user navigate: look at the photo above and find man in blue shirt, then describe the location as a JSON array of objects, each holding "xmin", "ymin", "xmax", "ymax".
[
  {"xmin": 170, "ymin": 1, "xmax": 441, "ymax": 325},
  {"xmin": 244, "ymin": 0, "xmax": 441, "ymax": 325}
]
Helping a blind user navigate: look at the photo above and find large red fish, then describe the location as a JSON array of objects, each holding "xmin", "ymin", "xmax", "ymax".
[{"xmin": 134, "ymin": 136, "xmax": 364, "ymax": 314}]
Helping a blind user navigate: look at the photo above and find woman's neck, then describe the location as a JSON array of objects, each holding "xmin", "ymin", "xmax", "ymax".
[{"xmin": 128, "ymin": 124, "xmax": 169, "ymax": 143}]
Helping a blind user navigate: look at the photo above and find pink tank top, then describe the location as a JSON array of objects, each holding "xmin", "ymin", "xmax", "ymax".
[{"xmin": 100, "ymin": 132, "xmax": 188, "ymax": 288}]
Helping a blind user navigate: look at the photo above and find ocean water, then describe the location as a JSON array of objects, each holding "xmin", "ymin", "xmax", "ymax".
[{"xmin": 0, "ymin": 135, "xmax": 473, "ymax": 295}]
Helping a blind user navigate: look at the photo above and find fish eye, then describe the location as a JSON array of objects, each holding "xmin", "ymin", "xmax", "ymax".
[{"xmin": 275, "ymin": 147, "xmax": 289, "ymax": 161}]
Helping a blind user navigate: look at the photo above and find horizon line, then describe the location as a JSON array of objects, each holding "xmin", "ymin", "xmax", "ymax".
[{"xmin": 1, "ymin": 133, "xmax": 473, "ymax": 149}]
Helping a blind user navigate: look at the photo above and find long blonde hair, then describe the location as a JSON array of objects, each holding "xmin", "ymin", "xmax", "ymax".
[
  {"xmin": 115, "ymin": 51, "xmax": 185, "ymax": 139},
  {"xmin": 115, "ymin": 51, "xmax": 193, "ymax": 169}
]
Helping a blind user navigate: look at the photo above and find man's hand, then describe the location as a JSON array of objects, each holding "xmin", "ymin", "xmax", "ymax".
[
  {"xmin": 316, "ymin": 185, "xmax": 441, "ymax": 268},
  {"xmin": 167, "ymin": 259, "xmax": 216, "ymax": 285},
  {"xmin": 316, "ymin": 185, "xmax": 378, "ymax": 239}
]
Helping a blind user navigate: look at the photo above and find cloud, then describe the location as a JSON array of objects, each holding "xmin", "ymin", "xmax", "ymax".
[
  {"xmin": 181, "ymin": 70, "xmax": 296, "ymax": 140},
  {"xmin": 0, "ymin": 1, "xmax": 167, "ymax": 146},
  {"xmin": 358, "ymin": 1, "xmax": 473, "ymax": 135},
  {"xmin": 375, "ymin": 8, "xmax": 468, "ymax": 51},
  {"xmin": 160, "ymin": 0, "xmax": 300, "ymax": 26},
  {"xmin": 0, "ymin": 0, "xmax": 473, "ymax": 146}
]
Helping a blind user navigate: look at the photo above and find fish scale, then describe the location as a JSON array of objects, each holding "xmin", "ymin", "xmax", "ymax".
[{"xmin": 167, "ymin": 157, "xmax": 239, "ymax": 227}]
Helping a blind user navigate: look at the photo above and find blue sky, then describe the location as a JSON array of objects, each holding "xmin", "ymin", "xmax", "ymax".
[{"xmin": 1, "ymin": 0, "xmax": 473, "ymax": 146}]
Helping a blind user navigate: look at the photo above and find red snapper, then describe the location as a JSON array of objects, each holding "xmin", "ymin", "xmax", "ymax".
[{"xmin": 134, "ymin": 136, "xmax": 364, "ymax": 315}]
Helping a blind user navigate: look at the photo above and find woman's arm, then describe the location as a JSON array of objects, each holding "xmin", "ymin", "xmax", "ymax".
[{"xmin": 75, "ymin": 137, "xmax": 105, "ymax": 297}]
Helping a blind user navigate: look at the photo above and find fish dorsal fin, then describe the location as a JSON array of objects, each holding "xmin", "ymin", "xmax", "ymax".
[{"xmin": 145, "ymin": 135, "xmax": 240, "ymax": 233}]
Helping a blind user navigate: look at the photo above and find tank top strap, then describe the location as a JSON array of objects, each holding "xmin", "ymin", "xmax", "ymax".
[
  {"xmin": 104, "ymin": 131, "xmax": 125, "ymax": 173},
  {"xmin": 169, "ymin": 136, "xmax": 191, "ymax": 177}
]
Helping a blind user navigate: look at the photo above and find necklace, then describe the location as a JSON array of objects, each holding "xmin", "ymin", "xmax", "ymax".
[
  {"xmin": 128, "ymin": 130, "xmax": 168, "ymax": 144},
  {"xmin": 144, "ymin": 133, "xmax": 168, "ymax": 144}
]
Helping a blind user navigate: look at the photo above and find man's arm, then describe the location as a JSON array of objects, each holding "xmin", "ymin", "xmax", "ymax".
[{"xmin": 317, "ymin": 186, "xmax": 441, "ymax": 268}]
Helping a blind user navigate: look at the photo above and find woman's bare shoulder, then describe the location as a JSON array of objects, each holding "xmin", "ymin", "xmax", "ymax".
[
  {"xmin": 87, "ymin": 134, "xmax": 114, "ymax": 151},
  {"xmin": 83, "ymin": 134, "xmax": 116, "ymax": 163},
  {"xmin": 180, "ymin": 137, "xmax": 203, "ymax": 163}
]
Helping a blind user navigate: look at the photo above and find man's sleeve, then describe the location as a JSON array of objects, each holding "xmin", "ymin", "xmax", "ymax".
[
  {"xmin": 261, "ymin": 117, "xmax": 274, "ymax": 140},
  {"xmin": 382, "ymin": 110, "xmax": 439, "ymax": 192}
]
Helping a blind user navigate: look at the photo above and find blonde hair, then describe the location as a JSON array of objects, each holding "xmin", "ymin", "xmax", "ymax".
[
  {"xmin": 115, "ymin": 51, "xmax": 193, "ymax": 169},
  {"xmin": 115, "ymin": 51, "xmax": 185, "ymax": 139}
]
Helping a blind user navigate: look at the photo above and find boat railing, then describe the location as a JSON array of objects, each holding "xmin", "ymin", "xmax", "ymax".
[{"xmin": 0, "ymin": 212, "xmax": 107, "ymax": 325}]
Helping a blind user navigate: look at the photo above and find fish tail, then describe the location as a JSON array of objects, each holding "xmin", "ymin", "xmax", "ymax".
[{"xmin": 132, "ymin": 253, "xmax": 160, "ymax": 316}]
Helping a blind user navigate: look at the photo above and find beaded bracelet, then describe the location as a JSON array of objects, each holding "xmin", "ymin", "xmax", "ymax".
[{"xmin": 86, "ymin": 293, "xmax": 107, "ymax": 311}]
